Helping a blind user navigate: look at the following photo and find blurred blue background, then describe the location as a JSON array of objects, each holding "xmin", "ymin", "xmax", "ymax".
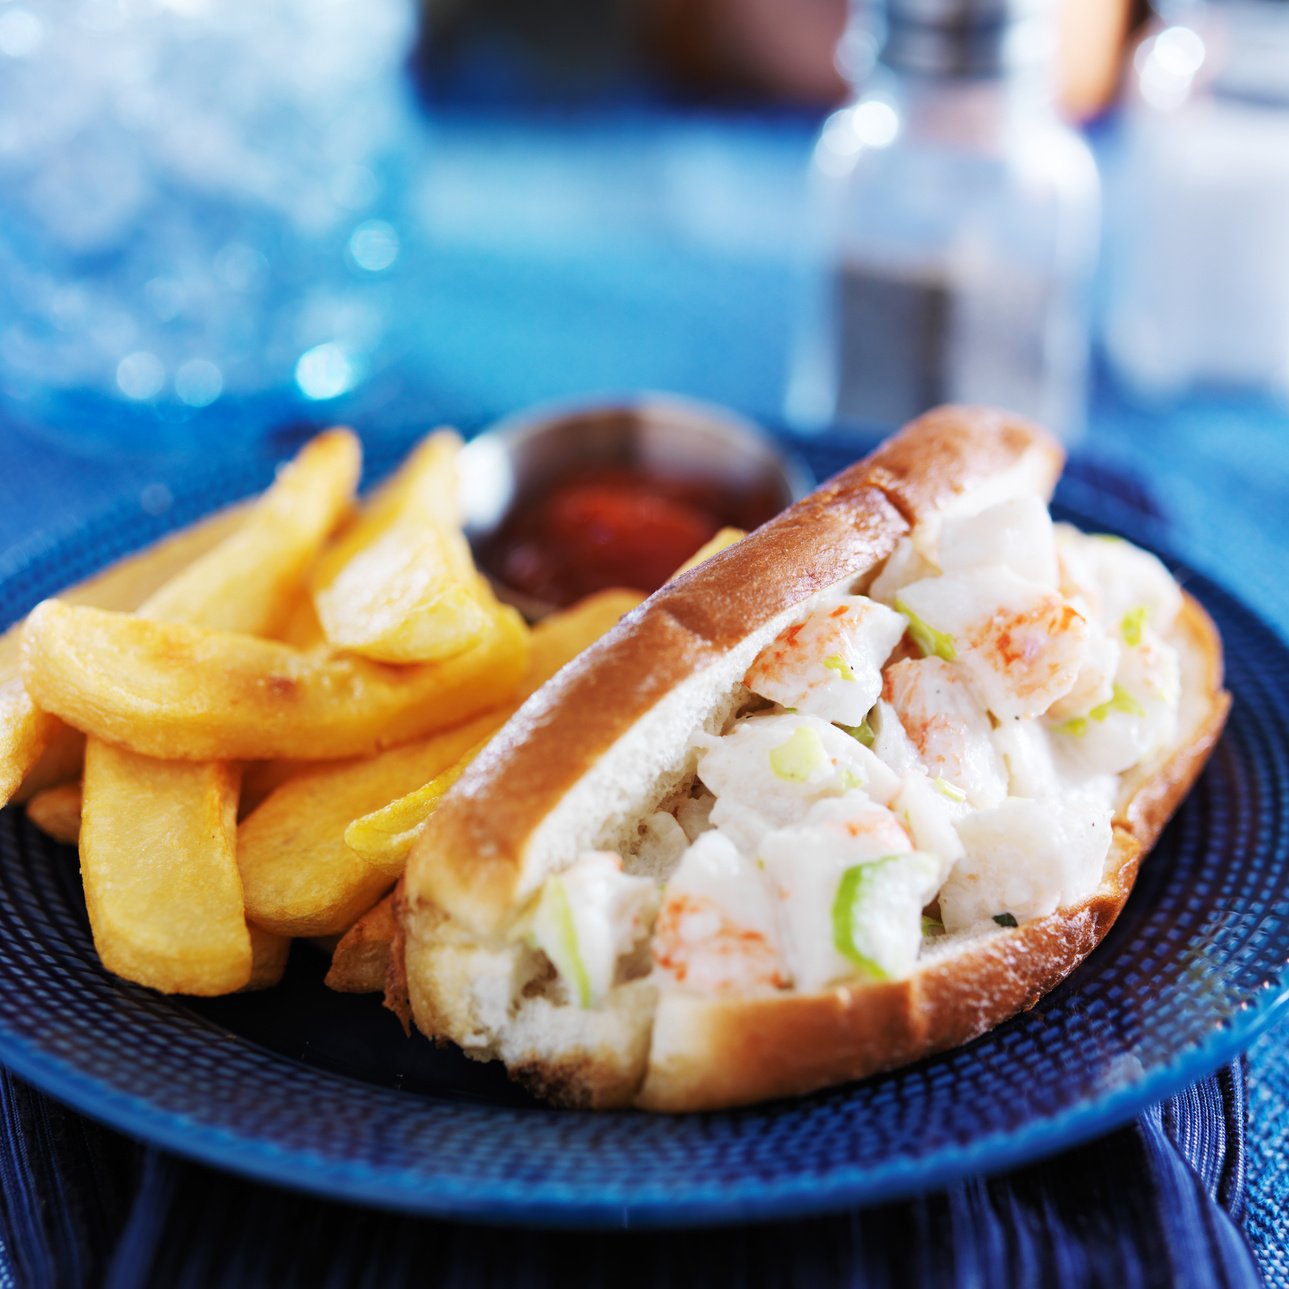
[{"xmin": 0, "ymin": 0, "xmax": 1283, "ymax": 619}]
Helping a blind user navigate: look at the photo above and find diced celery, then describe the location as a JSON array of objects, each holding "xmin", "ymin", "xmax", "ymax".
[
  {"xmin": 839, "ymin": 767, "xmax": 865, "ymax": 792},
  {"xmin": 533, "ymin": 876, "xmax": 592, "ymax": 1008},
  {"xmin": 832, "ymin": 864, "xmax": 889, "ymax": 978},
  {"xmin": 769, "ymin": 725, "xmax": 827, "ymax": 782},
  {"xmin": 1056, "ymin": 683, "xmax": 1144, "ymax": 737},
  {"xmin": 895, "ymin": 597, "xmax": 957, "ymax": 661},
  {"xmin": 1121, "ymin": 606, "xmax": 1147, "ymax": 648},
  {"xmin": 933, "ymin": 776, "xmax": 966, "ymax": 803},
  {"xmin": 1089, "ymin": 683, "xmax": 1146, "ymax": 722},
  {"xmin": 836, "ymin": 716, "xmax": 875, "ymax": 747},
  {"xmin": 823, "ymin": 654, "xmax": 857, "ymax": 682},
  {"xmin": 833, "ymin": 852, "xmax": 940, "ymax": 979}
]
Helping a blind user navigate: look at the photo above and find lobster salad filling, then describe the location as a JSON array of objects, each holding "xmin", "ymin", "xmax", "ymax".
[{"xmin": 528, "ymin": 493, "xmax": 1185, "ymax": 1006}]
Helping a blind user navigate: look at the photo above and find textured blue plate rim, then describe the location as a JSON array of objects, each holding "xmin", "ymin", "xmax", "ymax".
[
  {"xmin": 0, "ymin": 434, "xmax": 1287, "ymax": 1228},
  {"xmin": 0, "ymin": 984, "xmax": 1287, "ymax": 1230}
]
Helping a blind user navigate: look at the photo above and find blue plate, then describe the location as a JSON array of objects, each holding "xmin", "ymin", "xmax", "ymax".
[{"xmin": 1, "ymin": 432, "xmax": 1287, "ymax": 1228}]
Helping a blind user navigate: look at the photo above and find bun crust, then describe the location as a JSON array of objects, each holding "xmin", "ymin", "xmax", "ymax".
[
  {"xmin": 406, "ymin": 407, "xmax": 1063, "ymax": 941},
  {"xmin": 398, "ymin": 405, "xmax": 1227, "ymax": 1112}
]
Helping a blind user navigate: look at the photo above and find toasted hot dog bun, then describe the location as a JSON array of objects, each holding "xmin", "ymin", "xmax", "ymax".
[{"xmin": 398, "ymin": 406, "xmax": 1229, "ymax": 1112}]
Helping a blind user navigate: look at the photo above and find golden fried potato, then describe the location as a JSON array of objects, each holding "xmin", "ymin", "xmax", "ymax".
[
  {"xmin": 21, "ymin": 597, "xmax": 529, "ymax": 761},
  {"xmin": 271, "ymin": 585, "xmax": 327, "ymax": 650},
  {"xmin": 521, "ymin": 588, "xmax": 646, "ymax": 683},
  {"xmin": 23, "ymin": 781, "xmax": 82, "ymax": 845},
  {"xmin": 2, "ymin": 430, "xmax": 359, "ymax": 806},
  {"xmin": 0, "ymin": 503, "xmax": 249, "ymax": 805},
  {"xmin": 344, "ymin": 737, "xmax": 483, "ymax": 867},
  {"xmin": 140, "ymin": 428, "xmax": 360, "ymax": 633},
  {"xmin": 239, "ymin": 757, "xmax": 311, "ymax": 818},
  {"xmin": 0, "ymin": 683, "xmax": 58, "ymax": 808},
  {"xmin": 51, "ymin": 507, "xmax": 252, "ymax": 610},
  {"xmin": 239, "ymin": 718, "xmax": 494, "ymax": 935},
  {"xmin": 17, "ymin": 430, "xmax": 359, "ymax": 994},
  {"xmin": 10, "ymin": 724, "xmax": 85, "ymax": 806},
  {"xmin": 245, "ymin": 924, "xmax": 291, "ymax": 992},
  {"xmin": 73, "ymin": 430, "xmax": 360, "ymax": 993},
  {"xmin": 324, "ymin": 894, "xmax": 397, "ymax": 994},
  {"xmin": 238, "ymin": 589, "xmax": 643, "ymax": 937},
  {"xmin": 80, "ymin": 743, "xmax": 250, "ymax": 995},
  {"xmin": 311, "ymin": 430, "xmax": 491, "ymax": 663}
]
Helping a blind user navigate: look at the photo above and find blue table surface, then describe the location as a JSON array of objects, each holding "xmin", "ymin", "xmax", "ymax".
[{"xmin": 2, "ymin": 99, "xmax": 1288, "ymax": 1278}]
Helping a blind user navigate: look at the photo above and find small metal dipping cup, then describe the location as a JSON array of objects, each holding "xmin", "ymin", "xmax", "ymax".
[{"xmin": 459, "ymin": 395, "xmax": 812, "ymax": 619}]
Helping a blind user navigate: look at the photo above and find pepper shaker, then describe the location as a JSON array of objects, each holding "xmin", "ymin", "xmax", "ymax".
[{"xmin": 787, "ymin": 0, "xmax": 1100, "ymax": 439}]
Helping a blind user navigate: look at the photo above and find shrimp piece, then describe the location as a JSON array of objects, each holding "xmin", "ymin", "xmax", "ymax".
[
  {"xmin": 1055, "ymin": 525, "xmax": 1183, "ymax": 637},
  {"xmin": 778, "ymin": 794, "xmax": 915, "ymax": 860},
  {"xmin": 939, "ymin": 797, "xmax": 1112, "ymax": 933},
  {"xmin": 897, "ymin": 568, "xmax": 1089, "ymax": 720},
  {"xmin": 937, "ymin": 497, "xmax": 1060, "ymax": 588},
  {"xmin": 697, "ymin": 712, "xmax": 900, "ymax": 856},
  {"xmin": 652, "ymin": 831, "xmax": 788, "ymax": 994},
  {"xmin": 760, "ymin": 797, "xmax": 938, "ymax": 990},
  {"xmin": 1049, "ymin": 624, "xmax": 1180, "ymax": 776},
  {"xmin": 744, "ymin": 595, "xmax": 906, "ymax": 727},
  {"xmin": 962, "ymin": 592, "xmax": 1088, "ymax": 720},
  {"xmin": 883, "ymin": 657, "xmax": 1008, "ymax": 808},
  {"xmin": 1047, "ymin": 599, "xmax": 1119, "ymax": 721}
]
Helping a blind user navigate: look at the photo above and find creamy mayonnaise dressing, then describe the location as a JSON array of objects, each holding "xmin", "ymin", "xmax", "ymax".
[{"xmin": 526, "ymin": 495, "xmax": 1185, "ymax": 1007}]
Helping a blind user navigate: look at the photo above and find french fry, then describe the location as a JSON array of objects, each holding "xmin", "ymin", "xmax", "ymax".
[
  {"xmin": 0, "ymin": 502, "xmax": 249, "ymax": 806},
  {"xmin": 238, "ymin": 589, "xmax": 643, "ymax": 937},
  {"xmin": 239, "ymin": 719, "xmax": 496, "ymax": 936},
  {"xmin": 343, "ymin": 738, "xmax": 484, "ymax": 867},
  {"xmin": 245, "ymin": 924, "xmax": 291, "ymax": 992},
  {"xmin": 23, "ymin": 781, "xmax": 82, "ymax": 845},
  {"xmin": 10, "ymin": 725, "xmax": 85, "ymax": 806},
  {"xmin": 0, "ymin": 682, "xmax": 58, "ymax": 808},
  {"xmin": 521, "ymin": 589, "xmax": 646, "ymax": 683},
  {"xmin": 75, "ymin": 431, "xmax": 357, "ymax": 993},
  {"xmin": 80, "ymin": 743, "xmax": 251, "ymax": 995},
  {"xmin": 21, "ymin": 596, "xmax": 529, "ymax": 762},
  {"xmin": 311, "ymin": 430, "xmax": 491, "ymax": 663},
  {"xmin": 324, "ymin": 894, "xmax": 397, "ymax": 993},
  {"xmin": 139, "ymin": 428, "xmax": 361, "ymax": 633},
  {"xmin": 272, "ymin": 585, "xmax": 327, "ymax": 650},
  {"xmin": 239, "ymin": 757, "xmax": 311, "ymax": 818},
  {"xmin": 2, "ymin": 429, "xmax": 359, "ymax": 806},
  {"xmin": 34, "ymin": 506, "xmax": 250, "ymax": 613},
  {"xmin": 344, "ymin": 588, "xmax": 658, "ymax": 867}
]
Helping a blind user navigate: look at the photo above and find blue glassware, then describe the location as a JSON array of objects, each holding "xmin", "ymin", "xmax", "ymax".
[{"xmin": 0, "ymin": 0, "xmax": 418, "ymax": 451}]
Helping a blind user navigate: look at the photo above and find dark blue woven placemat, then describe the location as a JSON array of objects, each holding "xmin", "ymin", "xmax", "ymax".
[{"xmin": 0, "ymin": 1062, "xmax": 1260, "ymax": 1288}]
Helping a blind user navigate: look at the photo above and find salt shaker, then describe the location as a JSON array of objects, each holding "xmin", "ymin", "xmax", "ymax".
[
  {"xmin": 1103, "ymin": 0, "xmax": 1289, "ymax": 405},
  {"xmin": 787, "ymin": 0, "xmax": 1100, "ymax": 439}
]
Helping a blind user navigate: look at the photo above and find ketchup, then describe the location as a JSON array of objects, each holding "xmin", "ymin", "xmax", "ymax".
[{"xmin": 483, "ymin": 466, "xmax": 782, "ymax": 607}]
